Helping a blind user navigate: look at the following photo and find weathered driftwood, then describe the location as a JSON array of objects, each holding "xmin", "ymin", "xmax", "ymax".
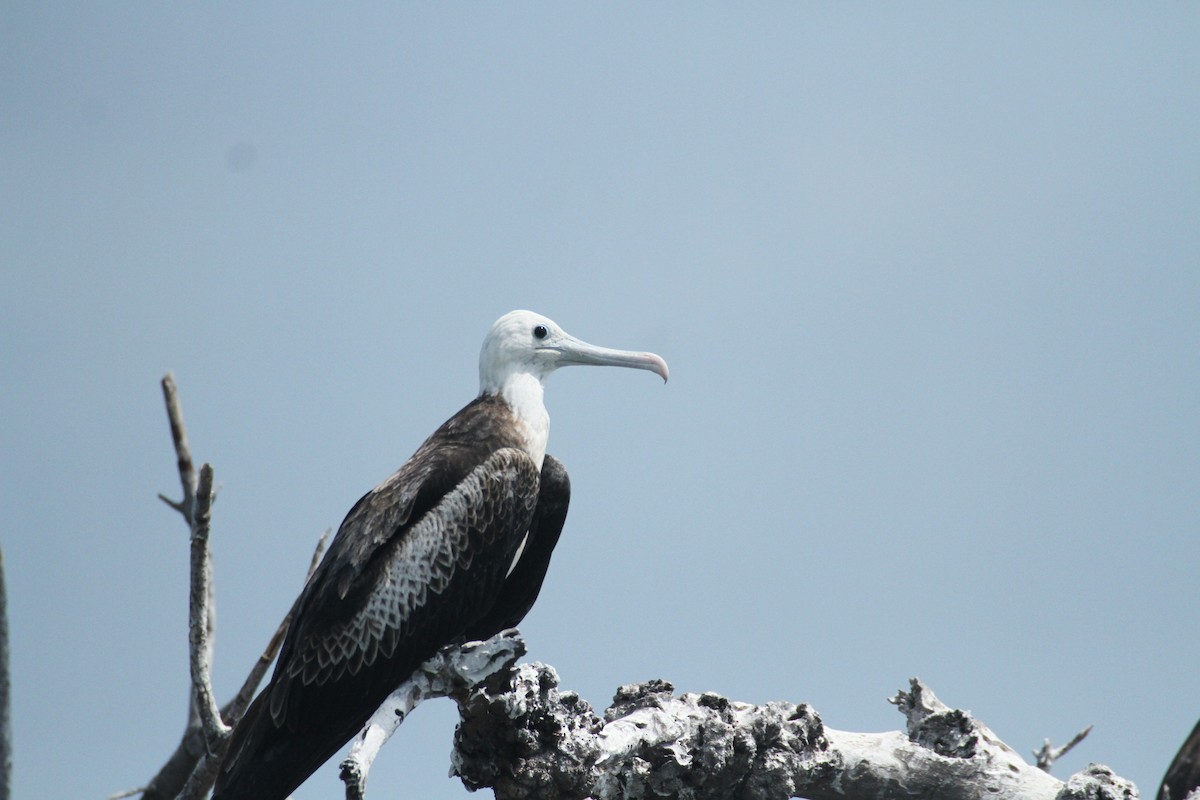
[{"xmin": 335, "ymin": 629, "xmax": 1138, "ymax": 800}]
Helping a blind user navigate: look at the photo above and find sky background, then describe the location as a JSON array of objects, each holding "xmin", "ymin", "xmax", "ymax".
[{"xmin": 3, "ymin": 4, "xmax": 1198, "ymax": 799}]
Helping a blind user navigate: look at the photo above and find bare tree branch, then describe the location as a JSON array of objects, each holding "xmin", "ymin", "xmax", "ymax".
[
  {"xmin": 339, "ymin": 630, "xmax": 526, "ymax": 800},
  {"xmin": 130, "ymin": 527, "xmax": 328, "ymax": 800},
  {"xmin": 158, "ymin": 372, "xmax": 216, "ymax": 732},
  {"xmin": 107, "ymin": 788, "xmax": 148, "ymax": 800},
  {"xmin": 0, "ymin": 545, "xmax": 10, "ymax": 800},
  {"xmin": 443, "ymin": 662, "xmax": 1138, "ymax": 800},
  {"xmin": 176, "ymin": 529, "xmax": 332, "ymax": 800},
  {"xmin": 159, "ymin": 373, "xmax": 196, "ymax": 523},
  {"xmin": 187, "ymin": 464, "xmax": 229, "ymax": 747},
  {"xmin": 129, "ymin": 526, "xmax": 329, "ymax": 800},
  {"xmin": 122, "ymin": 377, "xmax": 328, "ymax": 800},
  {"xmin": 1033, "ymin": 724, "xmax": 1093, "ymax": 771},
  {"xmin": 325, "ymin": 631, "xmax": 1139, "ymax": 800},
  {"xmin": 175, "ymin": 752, "xmax": 222, "ymax": 800}
]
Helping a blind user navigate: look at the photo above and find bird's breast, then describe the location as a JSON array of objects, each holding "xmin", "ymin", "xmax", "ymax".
[{"xmin": 499, "ymin": 374, "xmax": 550, "ymax": 470}]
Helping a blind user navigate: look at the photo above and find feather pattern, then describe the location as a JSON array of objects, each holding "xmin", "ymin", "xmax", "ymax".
[
  {"xmin": 215, "ymin": 396, "xmax": 550, "ymax": 799},
  {"xmin": 285, "ymin": 449, "xmax": 539, "ymax": 690},
  {"xmin": 265, "ymin": 444, "xmax": 539, "ymax": 729}
]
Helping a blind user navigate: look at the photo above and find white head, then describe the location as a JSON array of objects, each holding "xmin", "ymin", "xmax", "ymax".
[{"xmin": 478, "ymin": 310, "xmax": 669, "ymax": 396}]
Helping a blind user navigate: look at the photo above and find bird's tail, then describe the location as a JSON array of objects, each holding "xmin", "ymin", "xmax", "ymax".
[{"xmin": 211, "ymin": 686, "xmax": 360, "ymax": 800}]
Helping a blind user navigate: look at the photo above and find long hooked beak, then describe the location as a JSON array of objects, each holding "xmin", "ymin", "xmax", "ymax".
[{"xmin": 556, "ymin": 336, "xmax": 670, "ymax": 383}]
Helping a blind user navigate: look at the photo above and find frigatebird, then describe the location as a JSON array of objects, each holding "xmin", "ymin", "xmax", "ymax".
[{"xmin": 212, "ymin": 310, "xmax": 668, "ymax": 800}]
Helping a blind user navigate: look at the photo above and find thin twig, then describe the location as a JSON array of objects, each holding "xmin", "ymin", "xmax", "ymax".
[
  {"xmin": 161, "ymin": 373, "xmax": 215, "ymax": 729},
  {"xmin": 188, "ymin": 464, "xmax": 230, "ymax": 746},
  {"xmin": 0, "ymin": 545, "xmax": 10, "ymax": 800},
  {"xmin": 1034, "ymin": 724, "xmax": 1093, "ymax": 771},
  {"xmin": 160, "ymin": 373, "xmax": 196, "ymax": 523},
  {"xmin": 106, "ymin": 788, "xmax": 150, "ymax": 800},
  {"xmin": 134, "ymin": 376, "xmax": 329, "ymax": 800},
  {"xmin": 156, "ymin": 494, "xmax": 185, "ymax": 515},
  {"xmin": 306, "ymin": 528, "xmax": 332, "ymax": 580}
]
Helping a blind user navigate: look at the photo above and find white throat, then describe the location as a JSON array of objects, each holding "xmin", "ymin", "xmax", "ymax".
[{"xmin": 497, "ymin": 372, "xmax": 549, "ymax": 470}]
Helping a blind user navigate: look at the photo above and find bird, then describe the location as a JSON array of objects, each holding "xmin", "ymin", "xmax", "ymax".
[{"xmin": 212, "ymin": 310, "xmax": 668, "ymax": 800}]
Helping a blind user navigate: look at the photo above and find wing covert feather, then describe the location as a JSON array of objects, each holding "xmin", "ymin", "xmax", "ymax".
[{"xmin": 268, "ymin": 447, "xmax": 539, "ymax": 725}]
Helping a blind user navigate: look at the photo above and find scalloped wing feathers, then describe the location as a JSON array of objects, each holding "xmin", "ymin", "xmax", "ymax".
[
  {"xmin": 214, "ymin": 395, "xmax": 560, "ymax": 800},
  {"xmin": 268, "ymin": 447, "xmax": 539, "ymax": 726}
]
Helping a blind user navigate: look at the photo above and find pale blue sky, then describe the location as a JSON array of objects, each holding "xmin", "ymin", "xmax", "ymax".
[{"xmin": 3, "ymin": 4, "xmax": 1198, "ymax": 799}]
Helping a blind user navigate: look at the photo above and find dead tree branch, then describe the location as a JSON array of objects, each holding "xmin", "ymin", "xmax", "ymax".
[
  {"xmin": 186, "ymin": 464, "xmax": 228, "ymax": 747},
  {"xmin": 1034, "ymin": 724, "xmax": 1093, "ymax": 771},
  {"xmin": 324, "ymin": 630, "xmax": 1139, "ymax": 800},
  {"xmin": 339, "ymin": 630, "xmax": 527, "ymax": 800},
  {"xmin": 0, "ymin": 545, "xmax": 10, "ymax": 800},
  {"xmin": 134, "ymin": 529, "xmax": 328, "ymax": 800},
  {"xmin": 158, "ymin": 373, "xmax": 196, "ymax": 521},
  {"xmin": 442, "ymin": 658, "xmax": 1138, "ymax": 800},
  {"xmin": 158, "ymin": 372, "xmax": 215, "ymax": 733},
  {"xmin": 123, "ymin": 376, "xmax": 330, "ymax": 800}
]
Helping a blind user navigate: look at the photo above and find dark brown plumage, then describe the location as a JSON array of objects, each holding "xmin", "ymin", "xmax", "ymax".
[
  {"xmin": 213, "ymin": 396, "xmax": 569, "ymax": 800},
  {"xmin": 1160, "ymin": 718, "xmax": 1200, "ymax": 800}
]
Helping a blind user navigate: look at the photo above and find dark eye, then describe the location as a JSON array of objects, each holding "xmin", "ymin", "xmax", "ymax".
[{"xmin": 533, "ymin": 324, "xmax": 549, "ymax": 340}]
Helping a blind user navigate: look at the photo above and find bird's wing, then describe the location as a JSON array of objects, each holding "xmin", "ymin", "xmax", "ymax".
[
  {"xmin": 1161, "ymin": 718, "xmax": 1200, "ymax": 800},
  {"xmin": 461, "ymin": 452, "xmax": 570, "ymax": 641},
  {"xmin": 266, "ymin": 446, "xmax": 540, "ymax": 729}
]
